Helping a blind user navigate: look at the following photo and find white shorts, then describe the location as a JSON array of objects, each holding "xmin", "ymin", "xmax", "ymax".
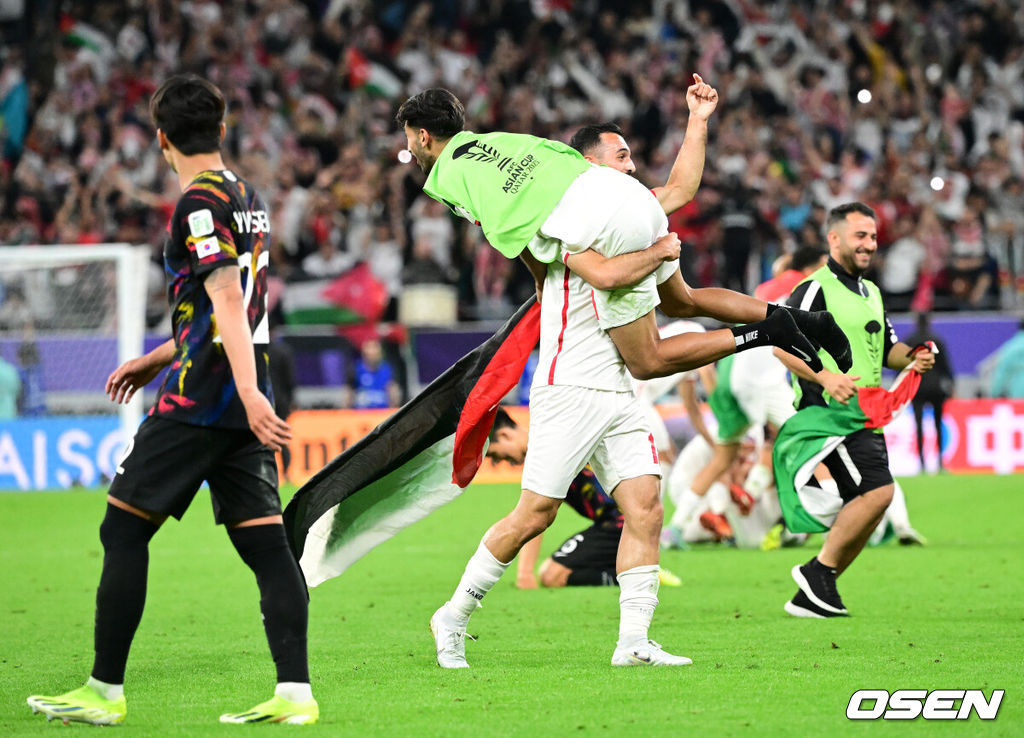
[
  {"xmin": 530, "ymin": 166, "xmax": 675, "ymax": 330},
  {"xmin": 522, "ymin": 384, "xmax": 661, "ymax": 499},
  {"xmin": 721, "ymin": 381, "xmax": 796, "ymax": 444}
]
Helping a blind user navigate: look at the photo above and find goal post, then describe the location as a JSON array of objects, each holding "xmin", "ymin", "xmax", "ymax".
[{"xmin": 0, "ymin": 243, "xmax": 151, "ymax": 439}]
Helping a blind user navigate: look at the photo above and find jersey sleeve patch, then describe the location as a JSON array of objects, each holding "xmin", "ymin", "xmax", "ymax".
[
  {"xmin": 188, "ymin": 208, "xmax": 215, "ymax": 237},
  {"xmin": 195, "ymin": 236, "xmax": 221, "ymax": 259}
]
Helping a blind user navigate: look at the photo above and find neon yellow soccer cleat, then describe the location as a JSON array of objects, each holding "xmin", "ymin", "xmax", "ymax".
[
  {"xmin": 658, "ymin": 567, "xmax": 683, "ymax": 587},
  {"xmin": 27, "ymin": 685, "xmax": 127, "ymax": 725},
  {"xmin": 220, "ymin": 695, "xmax": 320, "ymax": 725}
]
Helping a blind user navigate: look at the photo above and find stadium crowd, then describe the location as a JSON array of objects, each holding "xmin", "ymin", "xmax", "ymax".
[{"xmin": 2, "ymin": 0, "xmax": 1024, "ymax": 327}]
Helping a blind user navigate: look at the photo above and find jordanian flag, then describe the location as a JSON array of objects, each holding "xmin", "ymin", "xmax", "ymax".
[
  {"xmin": 774, "ymin": 361, "xmax": 925, "ymax": 534},
  {"xmin": 284, "ymin": 299, "xmax": 540, "ymax": 586}
]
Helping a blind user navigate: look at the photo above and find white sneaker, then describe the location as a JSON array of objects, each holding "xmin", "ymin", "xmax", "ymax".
[
  {"xmin": 611, "ymin": 640, "xmax": 692, "ymax": 666},
  {"xmin": 429, "ymin": 605, "xmax": 470, "ymax": 669}
]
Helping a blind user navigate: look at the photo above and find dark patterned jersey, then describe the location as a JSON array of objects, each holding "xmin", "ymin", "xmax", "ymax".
[
  {"xmin": 152, "ymin": 169, "xmax": 272, "ymax": 428},
  {"xmin": 565, "ymin": 466, "xmax": 624, "ymax": 529}
]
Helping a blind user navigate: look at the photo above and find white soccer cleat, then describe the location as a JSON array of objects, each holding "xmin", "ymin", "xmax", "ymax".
[
  {"xmin": 611, "ymin": 640, "xmax": 693, "ymax": 666},
  {"xmin": 430, "ymin": 604, "xmax": 470, "ymax": 669}
]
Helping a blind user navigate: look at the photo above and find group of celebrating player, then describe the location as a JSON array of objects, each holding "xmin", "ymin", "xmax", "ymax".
[{"xmin": 26, "ymin": 70, "xmax": 935, "ymax": 726}]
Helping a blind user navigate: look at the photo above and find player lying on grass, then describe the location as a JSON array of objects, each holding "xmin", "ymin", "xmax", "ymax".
[{"xmin": 485, "ymin": 408, "xmax": 682, "ymax": 589}]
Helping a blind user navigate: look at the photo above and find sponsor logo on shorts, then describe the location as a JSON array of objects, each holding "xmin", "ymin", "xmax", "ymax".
[{"xmin": 846, "ymin": 689, "xmax": 1003, "ymax": 720}]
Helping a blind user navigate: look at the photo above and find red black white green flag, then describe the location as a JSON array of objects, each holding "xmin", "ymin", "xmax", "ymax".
[
  {"xmin": 774, "ymin": 361, "xmax": 924, "ymax": 533},
  {"xmin": 283, "ymin": 298, "xmax": 540, "ymax": 586}
]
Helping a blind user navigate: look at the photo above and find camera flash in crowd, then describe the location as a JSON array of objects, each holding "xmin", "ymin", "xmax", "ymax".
[
  {"xmin": 397, "ymin": 149, "xmax": 413, "ymax": 164},
  {"xmin": 930, "ymin": 176, "xmax": 944, "ymax": 191},
  {"xmin": 856, "ymin": 89, "xmax": 872, "ymax": 104}
]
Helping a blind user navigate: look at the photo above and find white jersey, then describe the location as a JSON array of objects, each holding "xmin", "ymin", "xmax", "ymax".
[
  {"xmin": 729, "ymin": 345, "xmax": 790, "ymax": 389},
  {"xmin": 532, "ymin": 258, "xmax": 632, "ymax": 392}
]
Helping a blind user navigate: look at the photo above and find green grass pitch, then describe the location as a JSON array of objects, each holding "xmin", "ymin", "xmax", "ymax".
[{"xmin": 2, "ymin": 474, "xmax": 1021, "ymax": 736}]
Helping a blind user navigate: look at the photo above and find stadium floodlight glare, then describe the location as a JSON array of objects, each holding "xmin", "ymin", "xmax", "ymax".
[
  {"xmin": 0, "ymin": 243, "xmax": 150, "ymax": 437},
  {"xmin": 857, "ymin": 89, "xmax": 872, "ymax": 104}
]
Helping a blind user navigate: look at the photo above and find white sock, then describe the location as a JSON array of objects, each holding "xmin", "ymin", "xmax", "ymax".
[
  {"xmin": 744, "ymin": 463, "xmax": 773, "ymax": 499},
  {"xmin": 275, "ymin": 682, "xmax": 313, "ymax": 703},
  {"xmin": 86, "ymin": 676, "xmax": 123, "ymax": 701},
  {"xmin": 617, "ymin": 565, "xmax": 660, "ymax": 650},
  {"xmin": 445, "ymin": 540, "xmax": 510, "ymax": 627},
  {"xmin": 669, "ymin": 488, "xmax": 702, "ymax": 529},
  {"xmin": 887, "ymin": 480, "xmax": 911, "ymax": 533},
  {"xmin": 707, "ymin": 481, "xmax": 729, "ymax": 515}
]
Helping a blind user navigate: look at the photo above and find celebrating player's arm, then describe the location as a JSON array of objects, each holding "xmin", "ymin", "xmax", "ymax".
[
  {"xmin": 653, "ymin": 73, "xmax": 718, "ymax": 214},
  {"xmin": 680, "ymin": 364, "xmax": 716, "ymax": 447},
  {"xmin": 515, "ymin": 534, "xmax": 542, "ymax": 589},
  {"xmin": 105, "ymin": 340, "xmax": 176, "ymax": 405},
  {"xmin": 204, "ymin": 265, "xmax": 291, "ymax": 452},
  {"xmin": 563, "ymin": 232, "xmax": 680, "ymax": 290}
]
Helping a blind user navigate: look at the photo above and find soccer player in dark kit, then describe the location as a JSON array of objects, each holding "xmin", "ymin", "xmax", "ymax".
[{"xmin": 27, "ymin": 75, "xmax": 318, "ymax": 726}]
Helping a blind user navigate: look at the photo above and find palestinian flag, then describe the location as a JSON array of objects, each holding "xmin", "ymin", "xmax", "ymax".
[
  {"xmin": 283, "ymin": 299, "xmax": 540, "ymax": 586},
  {"xmin": 774, "ymin": 361, "xmax": 924, "ymax": 534}
]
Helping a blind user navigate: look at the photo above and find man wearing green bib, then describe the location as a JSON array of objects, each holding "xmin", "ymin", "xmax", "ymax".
[
  {"xmin": 774, "ymin": 202, "xmax": 935, "ymax": 618},
  {"xmin": 397, "ymin": 86, "xmax": 849, "ymax": 667}
]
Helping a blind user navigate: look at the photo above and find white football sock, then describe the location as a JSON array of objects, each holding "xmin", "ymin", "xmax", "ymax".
[
  {"xmin": 445, "ymin": 540, "xmax": 510, "ymax": 627},
  {"xmin": 86, "ymin": 676, "xmax": 123, "ymax": 701},
  {"xmin": 744, "ymin": 463, "xmax": 774, "ymax": 500},
  {"xmin": 617, "ymin": 565, "xmax": 660, "ymax": 649},
  {"xmin": 669, "ymin": 488, "xmax": 702, "ymax": 529},
  {"xmin": 707, "ymin": 481, "xmax": 729, "ymax": 515},
  {"xmin": 275, "ymin": 682, "xmax": 313, "ymax": 703},
  {"xmin": 886, "ymin": 480, "xmax": 911, "ymax": 533}
]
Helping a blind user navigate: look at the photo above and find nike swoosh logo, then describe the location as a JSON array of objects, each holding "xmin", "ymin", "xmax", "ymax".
[
  {"xmin": 631, "ymin": 653, "xmax": 653, "ymax": 664},
  {"xmin": 792, "ymin": 346, "xmax": 812, "ymax": 362}
]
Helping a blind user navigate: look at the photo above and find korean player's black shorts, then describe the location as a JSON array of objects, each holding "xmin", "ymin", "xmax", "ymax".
[
  {"xmin": 551, "ymin": 523, "xmax": 621, "ymax": 571},
  {"xmin": 821, "ymin": 427, "xmax": 894, "ymax": 502},
  {"xmin": 109, "ymin": 416, "xmax": 281, "ymax": 525}
]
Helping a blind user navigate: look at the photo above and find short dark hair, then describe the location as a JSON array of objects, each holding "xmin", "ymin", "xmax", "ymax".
[
  {"xmin": 489, "ymin": 407, "xmax": 517, "ymax": 441},
  {"xmin": 826, "ymin": 201, "xmax": 877, "ymax": 230},
  {"xmin": 790, "ymin": 245, "xmax": 826, "ymax": 272},
  {"xmin": 150, "ymin": 74, "xmax": 225, "ymax": 155},
  {"xmin": 395, "ymin": 88, "xmax": 465, "ymax": 140},
  {"xmin": 569, "ymin": 122, "xmax": 624, "ymax": 155}
]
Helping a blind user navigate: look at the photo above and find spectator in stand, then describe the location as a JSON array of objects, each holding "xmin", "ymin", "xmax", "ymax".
[
  {"xmin": 350, "ymin": 339, "xmax": 401, "ymax": 410},
  {"xmin": 5, "ymin": 0, "xmax": 1023, "ymax": 320},
  {"xmin": 879, "ymin": 215, "xmax": 927, "ymax": 312},
  {"xmin": 16, "ymin": 341, "xmax": 46, "ymax": 416},
  {"xmin": 991, "ymin": 318, "xmax": 1024, "ymax": 399},
  {"xmin": 947, "ymin": 208, "xmax": 994, "ymax": 309},
  {"xmin": 903, "ymin": 314, "xmax": 954, "ymax": 473},
  {"xmin": 0, "ymin": 352, "xmax": 20, "ymax": 419}
]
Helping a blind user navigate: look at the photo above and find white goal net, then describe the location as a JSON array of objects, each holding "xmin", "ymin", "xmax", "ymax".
[{"xmin": 0, "ymin": 244, "xmax": 149, "ymax": 487}]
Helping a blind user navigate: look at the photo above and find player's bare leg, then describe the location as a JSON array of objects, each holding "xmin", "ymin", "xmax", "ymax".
[
  {"xmin": 608, "ymin": 307, "xmax": 822, "ymax": 381},
  {"xmin": 609, "ymin": 475, "xmax": 691, "ymax": 666},
  {"xmin": 819, "ymin": 484, "xmax": 894, "ymax": 575}
]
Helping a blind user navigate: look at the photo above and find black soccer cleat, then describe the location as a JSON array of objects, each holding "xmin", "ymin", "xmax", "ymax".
[
  {"xmin": 791, "ymin": 560, "xmax": 848, "ymax": 615},
  {"xmin": 784, "ymin": 589, "xmax": 849, "ymax": 618},
  {"xmin": 783, "ymin": 307, "xmax": 853, "ymax": 373},
  {"xmin": 759, "ymin": 309, "xmax": 824, "ymax": 373}
]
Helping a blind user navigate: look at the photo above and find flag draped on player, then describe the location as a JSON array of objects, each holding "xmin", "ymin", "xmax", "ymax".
[
  {"xmin": 283, "ymin": 298, "xmax": 540, "ymax": 586},
  {"xmin": 773, "ymin": 363, "xmax": 923, "ymax": 533}
]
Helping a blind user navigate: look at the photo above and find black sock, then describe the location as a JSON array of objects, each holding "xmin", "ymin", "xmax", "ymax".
[
  {"xmin": 566, "ymin": 568, "xmax": 618, "ymax": 586},
  {"xmin": 91, "ymin": 504, "xmax": 160, "ymax": 684},
  {"xmin": 810, "ymin": 556, "xmax": 836, "ymax": 576},
  {"xmin": 228, "ymin": 524, "xmax": 310, "ymax": 684}
]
